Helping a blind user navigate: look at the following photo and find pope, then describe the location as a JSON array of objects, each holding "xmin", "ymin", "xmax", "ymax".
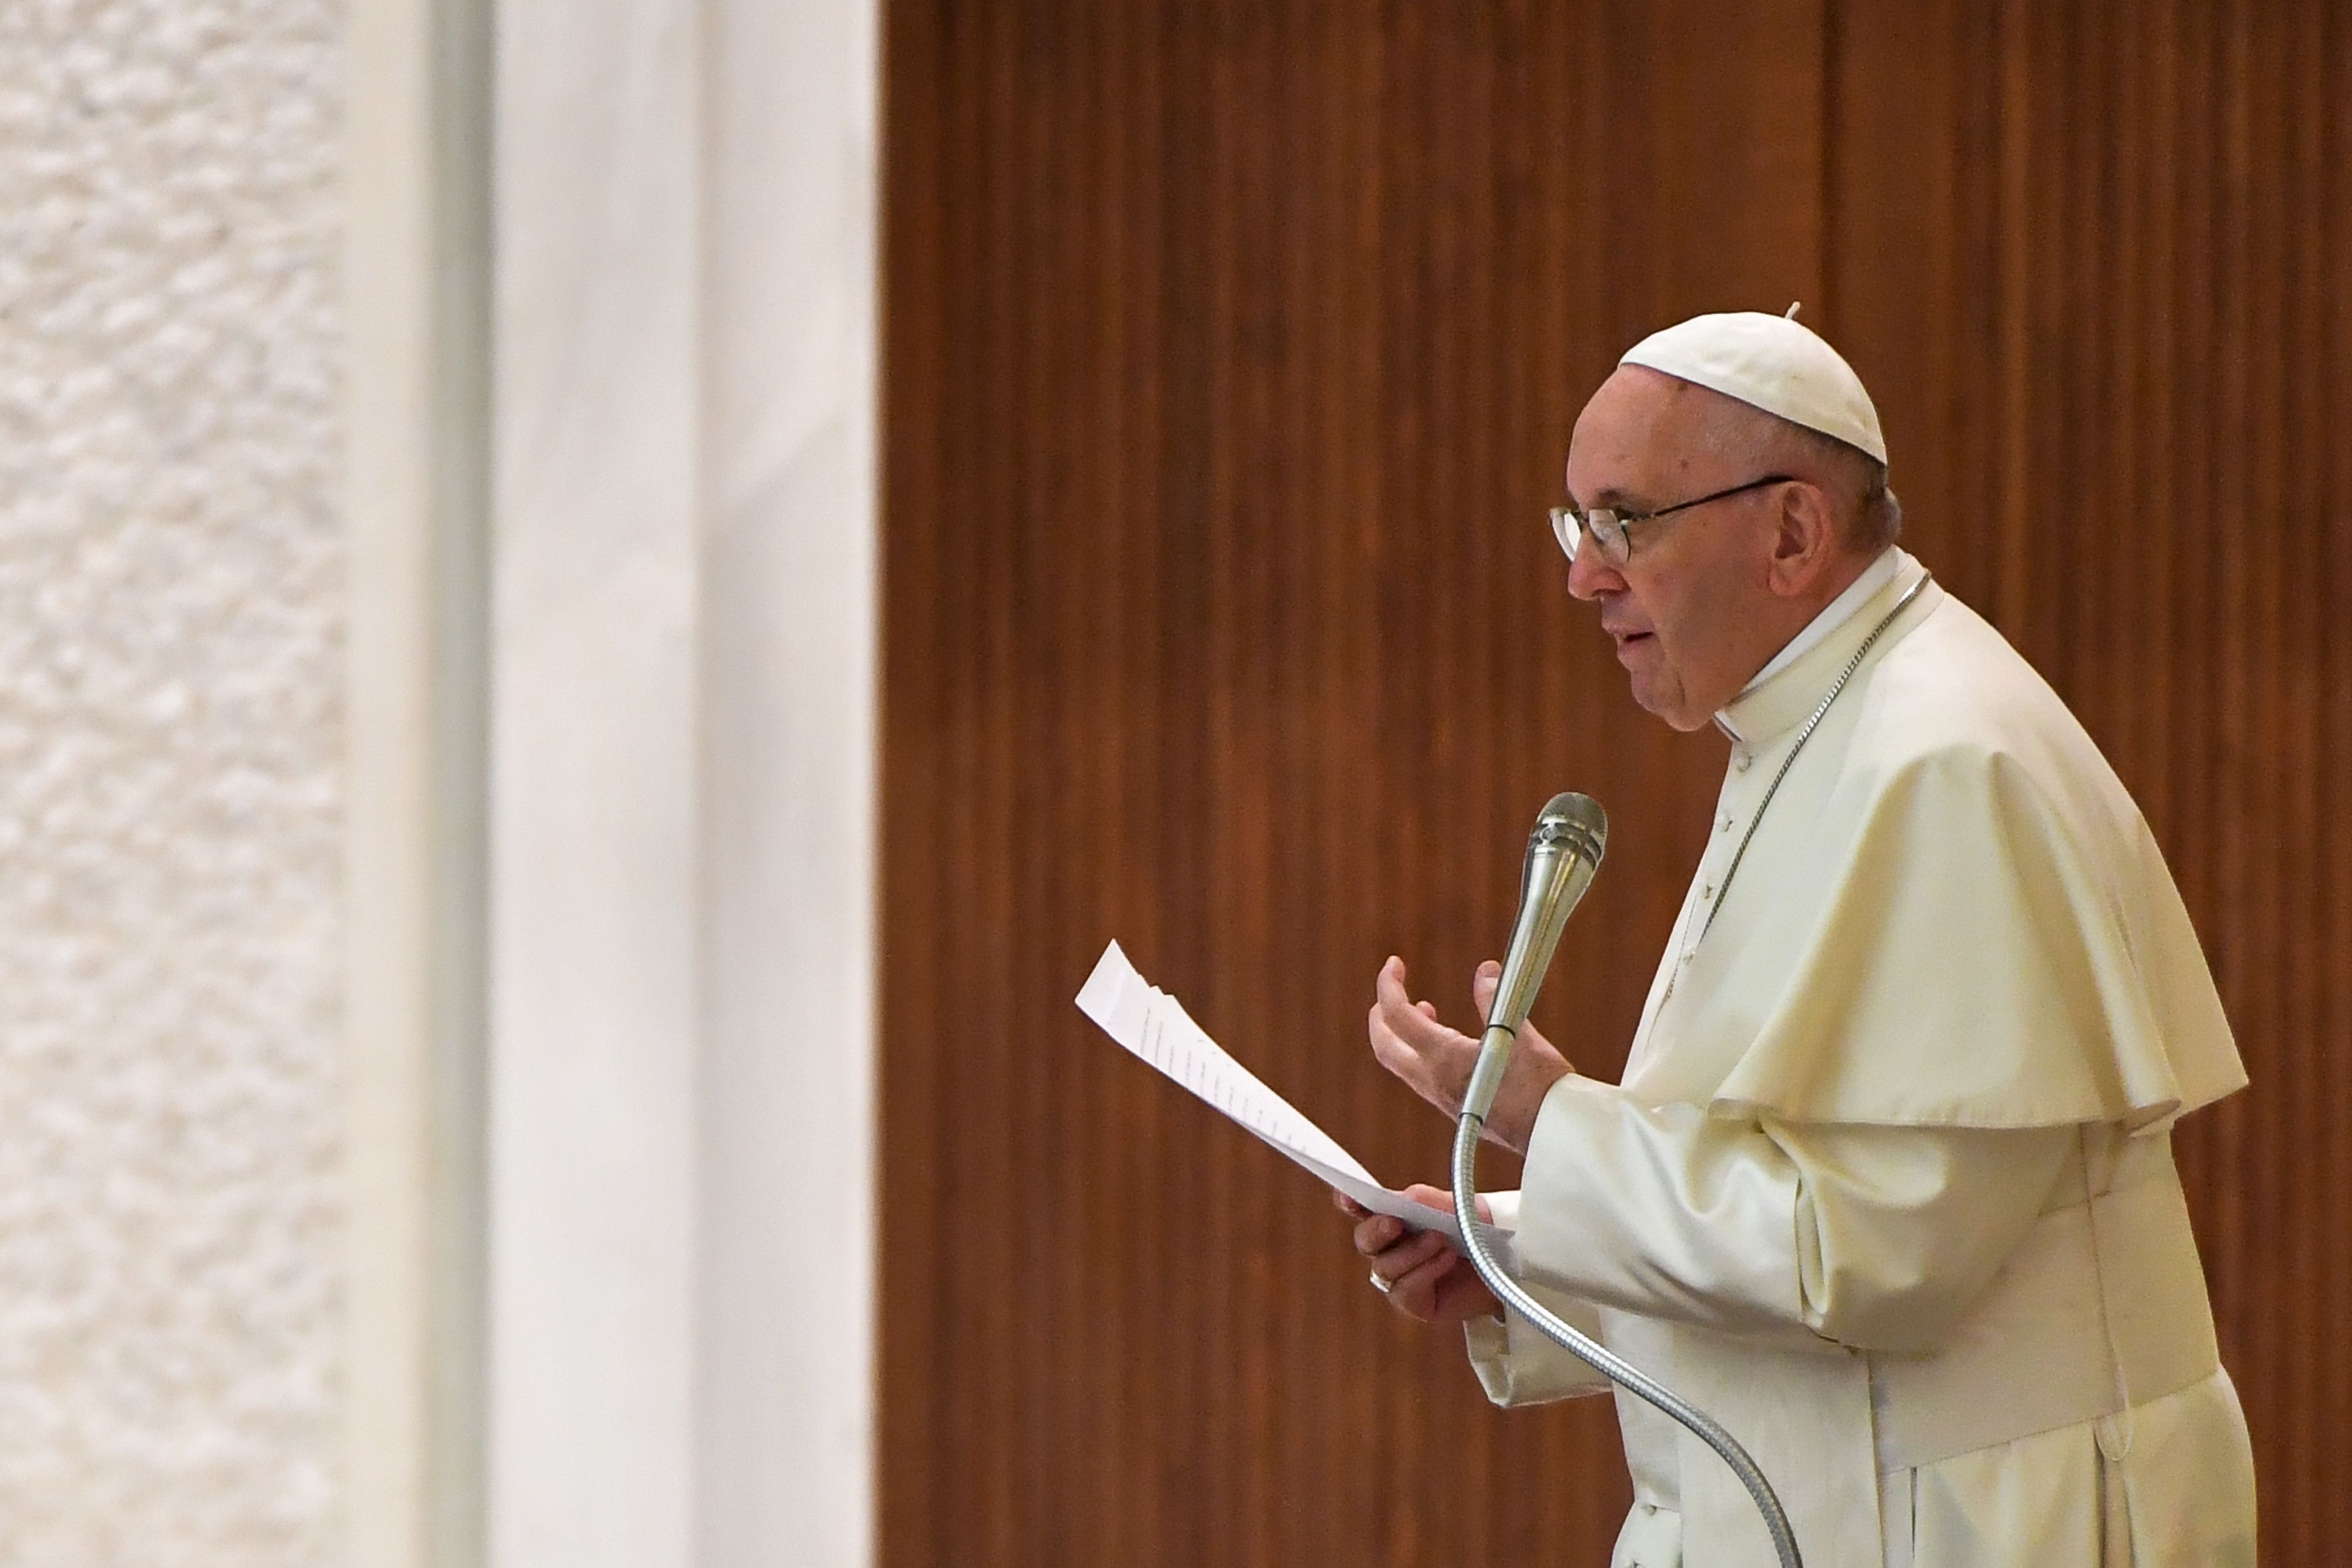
[{"xmin": 1339, "ymin": 310, "xmax": 2256, "ymax": 1567}]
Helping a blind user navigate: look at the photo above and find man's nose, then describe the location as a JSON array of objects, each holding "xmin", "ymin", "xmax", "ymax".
[{"xmin": 1564, "ymin": 544, "xmax": 1621, "ymax": 602}]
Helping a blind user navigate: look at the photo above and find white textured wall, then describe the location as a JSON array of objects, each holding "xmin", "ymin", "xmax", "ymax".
[{"xmin": 0, "ymin": 4, "xmax": 345, "ymax": 1564}]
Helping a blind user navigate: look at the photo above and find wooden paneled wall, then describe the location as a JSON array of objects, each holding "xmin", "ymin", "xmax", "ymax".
[{"xmin": 878, "ymin": 3, "xmax": 2351, "ymax": 1563}]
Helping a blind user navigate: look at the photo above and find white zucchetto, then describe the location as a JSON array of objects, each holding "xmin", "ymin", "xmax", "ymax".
[{"xmin": 1620, "ymin": 306, "xmax": 1887, "ymax": 464}]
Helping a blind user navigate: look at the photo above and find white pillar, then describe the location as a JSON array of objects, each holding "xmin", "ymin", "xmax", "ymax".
[
  {"xmin": 694, "ymin": 0, "xmax": 878, "ymax": 1559},
  {"xmin": 486, "ymin": 0, "xmax": 878, "ymax": 1563},
  {"xmin": 352, "ymin": 1, "xmax": 878, "ymax": 1557},
  {"xmin": 489, "ymin": 0, "xmax": 701, "ymax": 1560}
]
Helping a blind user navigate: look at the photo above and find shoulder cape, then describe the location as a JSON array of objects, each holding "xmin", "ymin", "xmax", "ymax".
[{"xmin": 1636, "ymin": 598, "xmax": 2246, "ymax": 1134}]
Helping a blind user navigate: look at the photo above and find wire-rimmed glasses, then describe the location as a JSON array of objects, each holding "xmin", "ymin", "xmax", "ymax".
[{"xmin": 1550, "ymin": 473, "xmax": 1796, "ymax": 567}]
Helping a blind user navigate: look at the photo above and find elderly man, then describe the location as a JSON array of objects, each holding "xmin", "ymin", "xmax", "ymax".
[{"xmin": 1341, "ymin": 312, "xmax": 2256, "ymax": 1567}]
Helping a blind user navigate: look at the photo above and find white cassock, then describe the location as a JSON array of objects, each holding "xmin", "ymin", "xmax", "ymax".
[{"xmin": 1465, "ymin": 549, "xmax": 2256, "ymax": 1568}]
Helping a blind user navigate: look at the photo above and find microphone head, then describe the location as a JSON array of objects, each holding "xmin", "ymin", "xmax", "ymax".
[
  {"xmin": 1488, "ymin": 793, "xmax": 1609, "ymax": 1035},
  {"xmin": 1525, "ymin": 792, "xmax": 1608, "ymax": 896}
]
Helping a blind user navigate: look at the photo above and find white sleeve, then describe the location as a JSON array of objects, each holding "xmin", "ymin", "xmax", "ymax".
[
  {"xmin": 1508, "ymin": 1076, "xmax": 2077, "ymax": 1353},
  {"xmin": 1459, "ymin": 1190, "xmax": 1614, "ymax": 1407}
]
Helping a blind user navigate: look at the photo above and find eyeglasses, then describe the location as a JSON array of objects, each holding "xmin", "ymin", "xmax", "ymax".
[{"xmin": 1549, "ymin": 473, "xmax": 1796, "ymax": 567}]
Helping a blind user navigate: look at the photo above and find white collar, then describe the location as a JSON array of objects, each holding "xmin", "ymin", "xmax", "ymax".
[{"xmin": 1723, "ymin": 545, "xmax": 1903, "ymax": 713}]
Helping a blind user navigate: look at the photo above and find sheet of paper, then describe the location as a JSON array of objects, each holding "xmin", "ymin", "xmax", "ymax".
[{"xmin": 1076, "ymin": 940, "xmax": 1516, "ymax": 1269}]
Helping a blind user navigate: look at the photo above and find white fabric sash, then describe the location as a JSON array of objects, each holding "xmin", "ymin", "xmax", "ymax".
[{"xmin": 1866, "ymin": 1140, "xmax": 2217, "ymax": 1473}]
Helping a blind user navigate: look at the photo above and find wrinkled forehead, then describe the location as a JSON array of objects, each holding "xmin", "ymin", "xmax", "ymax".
[{"xmin": 1565, "ymin": 366, "xmax": 1749, "ymax": 505}]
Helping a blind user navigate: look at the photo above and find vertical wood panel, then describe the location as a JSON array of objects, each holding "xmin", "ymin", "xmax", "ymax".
[{"xmin": 884, "ymin": 1, "xmax": 2350, "ymax": 1562}]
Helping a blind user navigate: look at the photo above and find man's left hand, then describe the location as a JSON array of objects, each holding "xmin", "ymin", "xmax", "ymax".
[
  {"xmin": 1337, "ymin": 1185, "xmax": 1498, "ymax": 1326},
  {"xmin": 1367, "ymin": 956, "xmax": 1573, "ymax": 1154}
]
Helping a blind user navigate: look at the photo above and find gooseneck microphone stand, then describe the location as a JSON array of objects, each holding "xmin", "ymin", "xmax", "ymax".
[{"xmin": 1451, "ymin": 795, "xmax": 1803, "ymax": 1568}]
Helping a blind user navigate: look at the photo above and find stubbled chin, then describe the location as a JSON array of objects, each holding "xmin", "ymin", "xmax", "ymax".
[{"xmin": 1628, "ymin": 667, "xmax": 1707, "ymax": 731}]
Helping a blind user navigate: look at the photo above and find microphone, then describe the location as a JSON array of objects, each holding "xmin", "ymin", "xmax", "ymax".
[
  {"xmin": 1445, "ymin": 790, "xmax": 1806, "ymax": 1568},
  {"xmin": 1460, "ymin": 792, "xmax": 1608, "ymax": 1122}
]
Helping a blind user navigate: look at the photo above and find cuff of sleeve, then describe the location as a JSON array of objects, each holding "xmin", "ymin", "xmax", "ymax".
[
  {"xmin": 1462, "ymin": 1292, "xmax": 1615, "ymax": 1407},
  {"xmin": 1481, "ymin": 1188, "xmax": 1521, "ymax": 1231},
  {"xmin": 1463, "ymin": 1312, "xmax": 1517, "ymax": 1403}
]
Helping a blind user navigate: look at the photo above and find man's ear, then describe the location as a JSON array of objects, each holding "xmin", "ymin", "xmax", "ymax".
[{"xmin": 1765, "ymin": 483, "xmax": 1839, "ymax": 597}]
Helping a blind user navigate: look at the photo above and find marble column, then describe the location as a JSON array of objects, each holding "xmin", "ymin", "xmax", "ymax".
[
  {"xmin": 694, "ymin": 0, "xmax": 878, "ymax": 1562},
  {"xmin": 486, "ymin": 0, "xmax": 877, "ymax": 1564},
  {"xmin": 489, "ymin": 0, "xmax": 699, "ymax": 1560}
]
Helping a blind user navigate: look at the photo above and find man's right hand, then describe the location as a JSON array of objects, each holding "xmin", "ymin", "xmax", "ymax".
[
  {"xmin": 1367, "ymin": 957, "xmax": 1573, "ymax": 1154},
  {"xmin": 1335, "ymin": 1183, "xmax": 1501, "ymax": 1327}
]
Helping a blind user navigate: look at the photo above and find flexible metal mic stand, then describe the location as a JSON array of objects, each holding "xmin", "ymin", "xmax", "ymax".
[{"xmin": 1452, "ymin": 854, "xmax": 1805, "ymax": 1567}]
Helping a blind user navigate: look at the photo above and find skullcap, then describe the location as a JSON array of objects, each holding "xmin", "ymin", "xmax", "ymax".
[{"xmin": 1619, "ymin": 305, "xmax": 1887, "ymax": 464}]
